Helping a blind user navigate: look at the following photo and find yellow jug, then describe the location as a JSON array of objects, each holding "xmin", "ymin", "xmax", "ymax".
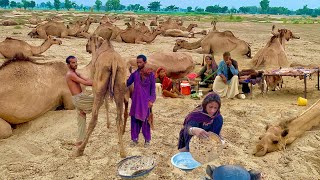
[{"xmin": 297, "ymin": 97, "xmax": 308, "ymax": 106}]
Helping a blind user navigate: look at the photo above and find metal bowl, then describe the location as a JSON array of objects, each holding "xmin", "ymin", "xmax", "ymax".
[{"xmin": 117, "ymin": 156, "xmax": 156, "ymax": 179}]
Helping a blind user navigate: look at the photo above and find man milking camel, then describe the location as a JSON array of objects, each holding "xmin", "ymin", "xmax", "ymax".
[{"xmin": 65, "ymin": 56, "xmax": 93, "ymax": 147}]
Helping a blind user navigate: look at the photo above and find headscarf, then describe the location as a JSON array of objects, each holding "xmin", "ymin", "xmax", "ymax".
[
  {"xmin": 178, "ymin": 92, "xmax": 221, "ymax": 150},
  {"xmin": 156, "ymin": 67, "xmax": 173, "ymax": 91},
  {"xmin": 206, "ymin": 55, "xmax": 218, "ymax": 72}
]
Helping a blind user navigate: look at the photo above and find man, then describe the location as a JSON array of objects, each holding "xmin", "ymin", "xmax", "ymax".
[
  {"xmin": 65, "ymin": 56, "xmax": 93, "ymax": 147},
  {"xmin": 212, "ymin": 52, "xmax": 239, "ymax": 99},
  {"xmin": 127, "ymin": 54, "xmax": 156, "ymax": 147}
]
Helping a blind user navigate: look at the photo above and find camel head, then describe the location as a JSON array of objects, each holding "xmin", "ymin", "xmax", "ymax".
[
  {"xmin": 86, "ymin": 35, "xmax": 105, "ymax": 54},
  {"xmin": 253, "ymin": 125, "xmax": 289, "ymax": 157},
  {"xmin": 124, "ymin": 22, "xmax": 132, "ymax": 29},
  {"xmin": 271, "ymin": 25, "xmax": 300, "ymax": 41},
  {"xmin": 211, "ymin": 21, "xmax": 217, "ymax": 31},
  {"xmin": 173, "ymin": 39, "xmax": 187, "ymax": 52},
  {"xmin": 86, "ymin": 16, "xmax": 96, "ymax": 24},
  {"xmin": 46, "ymin": 35, "xmax": 62, "ymax": 45}
]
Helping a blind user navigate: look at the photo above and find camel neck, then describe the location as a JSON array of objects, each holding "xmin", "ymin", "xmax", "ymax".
[
  {"xmin": 30, "ymin": 39, "xmax": 52, "ymax": 55},
  {"xmin": 182, "ymin": 39, "xmax": 202, "ymax": 50}
]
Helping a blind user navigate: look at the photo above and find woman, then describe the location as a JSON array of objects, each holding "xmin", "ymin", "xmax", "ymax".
[
  {"xmin": 198, "ymin": 55, "xmax": 218, "ymax": 87},
  {"xmin": 178, "ymin": 92, "xmax": 223, "ymax": 152},
  {"xmin": 156, "ymin": 67, "xmax": 183, "ymax": 98}
]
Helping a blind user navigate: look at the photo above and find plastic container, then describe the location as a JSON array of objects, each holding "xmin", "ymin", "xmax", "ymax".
[
  {"xmin": 297, "ymin": 97, "xmax": 308, "ymax": 106},
  {"xmin": 180, "ymin": 81, "xmax": 191, "ymax": 95},
  {"xmin": 171, "ymin": 152, "xmax": 201, "ymax": 171}
]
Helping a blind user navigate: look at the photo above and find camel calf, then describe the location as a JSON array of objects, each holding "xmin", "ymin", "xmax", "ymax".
[
  {"xmin": 254, "ymin": 99, "xmax": 320, "ymax": 156},
  {"xmin": 75, "ymin": 35, "xmax": 127, "ymax": 157}
]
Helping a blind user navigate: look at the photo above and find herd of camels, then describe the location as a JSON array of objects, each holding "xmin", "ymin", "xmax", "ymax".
[{"xmin": 0, "ymin": 14, "xmax": 319, "ymax": 158}]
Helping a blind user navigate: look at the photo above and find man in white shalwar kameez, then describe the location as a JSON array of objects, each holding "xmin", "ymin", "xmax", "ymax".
[{"xmin": 212, "ymin": 52, "xmax": 239, "ymax": 99}]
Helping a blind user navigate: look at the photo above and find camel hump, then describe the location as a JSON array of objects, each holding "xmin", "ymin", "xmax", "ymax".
[
  {"xmin": 0, "ymin": 53, "xmax": 33, "ymax": 70},
  {"xmin": 5, "ymin": 37, "xmax": 15, "ymax": 41}
]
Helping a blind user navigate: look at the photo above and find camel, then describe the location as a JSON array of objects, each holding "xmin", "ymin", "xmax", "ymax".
[
  {"xmin": 116, "ymin": 27, "xmax": 163, "ymax": 44},
  {"xmin": 136, "ymin": 22, "xmax": 151, "ymax": 34},
  {"xmin": 162, "ymin": 29, "xmax": 195, "ymax": 38},
  {"xmin": 159, "ymin": 18, "xmax": 197, "ymax": 32},
  {"xmin": 0, "ymin": 54, "xmax": 74, "ymax": 139},
  {"xmin": 28, "ymin": 20, "xmax": 85, "ymax": 39},
  {"xmin": 79, "ymin": 16, "xmax": 96, "ymax": 33},
  {"xmin": 173, "ymin": 30, "xmax": 251, "ymax": 58},
  {"xmin": 28, "ymin": 16, "xmax": 42, "ymax": 25},
  {"xmin": 126, "ymin": 52, "xmax": 195, "ymax": 79},
  {"xmin": 2, "ymin": 20, "xmax": 18, "ymax": 26},
  {"xmin": 250, "ymin": 25, "xmax": 300, "ymax": 70},
  {"xmin": 0, "ymin": 35, "xmax": 62, "ymax": 59},
  {"xmin": 150, "ymin": 16, "xmax": 159, "ymax": 27},
  {"xmin": 76, "ymin": 35, "xmax": 127, "ymax": 157},
  {"xmin": 254, "ymin": 99, "xmax": 320, "ymax": 157}
]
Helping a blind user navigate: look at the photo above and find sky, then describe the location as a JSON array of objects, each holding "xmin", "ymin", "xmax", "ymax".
[{"xmin": 33, "ymin": 0, "xmax": 319, "ymax": 10}]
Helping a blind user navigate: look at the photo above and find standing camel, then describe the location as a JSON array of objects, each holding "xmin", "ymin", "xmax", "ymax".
[{"xmin": 75, "ymin": 35, "xmax": 127, "ymax": 157}]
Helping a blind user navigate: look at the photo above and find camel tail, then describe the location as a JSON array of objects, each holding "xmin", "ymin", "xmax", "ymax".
[{"xmin": 110, "ymin": 59, "xmax": 118, "ymax": 97}]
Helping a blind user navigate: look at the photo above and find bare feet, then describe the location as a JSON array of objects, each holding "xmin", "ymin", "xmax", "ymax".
[
  {"xmin": 73, "ymin": 148, "xmax": 84, "ymax": 157},
  {"xmin": 130, "ymin": 140, "xmax": 138, "ymax": 147},
  {"xmin": 144, "ymin": 141, "xmax": 150, "ymax": 148},
  {"xmin": 74, "ymin": 141, "xmax": 82, "ymax": 147}
]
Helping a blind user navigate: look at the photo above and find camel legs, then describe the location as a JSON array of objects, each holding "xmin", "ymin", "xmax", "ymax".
[
  {"xmin": 123, "ymin": 99, "xmax": 129, "ymax": 135},
  {"xmin": 114, "ymin": 87, "xmax": 126, "ymax": 158}
]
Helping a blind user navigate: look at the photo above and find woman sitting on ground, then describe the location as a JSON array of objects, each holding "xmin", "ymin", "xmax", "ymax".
[
  {"xmin": 178, "ymin": 92, "xmax": 223, "ymax": 152},
  {"xmin": 156, "ymin": 67, "xmax": 183, "ymax": 98},
  {"xmin": 197, "ymin": 55, "xmax": 218, "ymax": 86}
]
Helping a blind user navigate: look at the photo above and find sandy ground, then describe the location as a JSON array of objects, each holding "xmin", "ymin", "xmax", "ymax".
[{"xmin": 0, "ymin": 11, "xmax": 320, "ymax": 180}]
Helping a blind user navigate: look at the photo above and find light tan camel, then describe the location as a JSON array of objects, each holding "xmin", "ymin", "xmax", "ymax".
[
  {"xmin": 126, "ymin": 52, "xmax": 195, "ymax": 79},
  {"xmin": 250, "ymin": 25, "xmax": 300, "ymax": 69},
  {"xmin": 0, "ymin": 36, "xmax": 62, "ymax": 59},
  {"xmin": 28, "ymin": 16, "xmax": 42, "ymax": 25},
  {"xmin": 2, "ymin": 20, "xmax": 18, "ymax": 26},
  {"xmin": 136, "ymin": 22, "xmax": 151, "ymax": 34},
  {"xmin": 116, "ymin": 27, "xmax": 163, "ymax": 44},
  {"xmin": 76, "ymin": 35, "xmax": 126, "ymax": 157},
  {"xmin": 159, "ymin": 18, "xmax": 197, "ymax": 32},
  {"xmin": 100, "ymin": 15, "xmax": 119, "ymax": 24},
  {"xmin": 28, "ymin": 20, "xmax": 85, "ymax": 39},
  {"xmin": 254, "ymin": 99, "xmax": 320, "ymax": 157},
  {"xmin": 162, "ymin": 29, "xmax": 194, "ymax": 38},
  {"xmin": 79, "ymin": 16, "xmax": 96, "ymax": 33},
  {"xmin": 150, "ymin": 16, "xmax": 159, "ymax": 27},
  {"xmin": 0, "ymin": 54, "xmax": 74, "ymax": 139},
  {"xmin": 173, "ymin": 29, "xmax": 251, "ymax": 58}
]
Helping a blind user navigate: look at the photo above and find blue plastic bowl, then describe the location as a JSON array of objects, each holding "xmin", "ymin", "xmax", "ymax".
[{"xmin": 171, "ymin": 152, "xmax": 201, "ymax": 170}]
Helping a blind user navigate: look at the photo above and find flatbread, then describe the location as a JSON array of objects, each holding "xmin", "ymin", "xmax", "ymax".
[
  {"xmin": 118, "ymin": 156, "xmax": 155, "ymax": 176},
  {"xmin": 189, "ymin": 132, "xmax": 222, "ymax": 163}
]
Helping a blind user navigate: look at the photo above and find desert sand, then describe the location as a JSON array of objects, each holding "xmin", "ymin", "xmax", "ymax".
[{"xmin": 0, "ymin": 11, "xmax": 320, "ymax": 180}]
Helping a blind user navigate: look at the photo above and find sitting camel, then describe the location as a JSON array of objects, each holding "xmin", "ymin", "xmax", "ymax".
[
  {"xmin": 0, "ymin": 35, "xmax": 62, "ymax": 59},
  {"xmin": 28, "ymin": 20, "xmax": 85, "ymax": 39},
  {"xmin": 254, "ymin": 99, "xmax": 320, "ymax": 157},
  {"xmin": 173, "ymin": 29, "xmax": 251, "ymax": 58},
  {"xmin": 0, "ymin": 54, "xmax": 74, "ymax": 139},
  {"xmin": 126, "ymin": 52, "xmax": 195, "ymax": 79},
  {"xmin": 28, "ymin": 16, "xmax": 42, "ymax": 25},
  {"xmin": 2, "ymin": 20, "xmax": 18, "ymax": 26},
  {"xmin": 116, "ymin": 27, "xmax": 163, "ymax": 44},
  {"xmin": 162, "ymin": 29, "xmax": 194, "ymax": 38},
  {"xmin": 76, "ymin": 35, "xmax": 127, "ymax": 157},
  {"xmin": 250, "ymin": 25, "xmax": 300, "ymax": 69}
]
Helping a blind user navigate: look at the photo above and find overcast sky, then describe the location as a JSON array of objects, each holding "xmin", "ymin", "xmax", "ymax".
[{"xmin": 32, "ymin": 0, "xmax": 319, "ymax": 10}]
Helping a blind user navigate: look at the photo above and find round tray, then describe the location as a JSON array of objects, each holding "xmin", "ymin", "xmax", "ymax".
[{"xmin": 117, "ymin": 156, "xmax": 156, "ymax": 179}]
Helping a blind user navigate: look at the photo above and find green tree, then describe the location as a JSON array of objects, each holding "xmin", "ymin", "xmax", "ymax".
[
  {"xmin": 10, "ymin": 1, "xmax": 16, "ymax": 7},
  {"xmin": 46, "ymin": 1, "xmax": 53, "ymax": 9},
  {"xmin": 260, "ymin": 0, "xmax": 269, "ymax": 13},
  {"xmin": 95, "ymin": 0, "xmax": 102, "ymax": 11},
  {"xmin": 105, "ymin": 0, "xmax": 120, "ymax": 11},
  {"xmin": 16, "ymin": 2, "xmax": 22, "ymax": 8},
  {"xmin": 187, "ymin": 6, "xmax": 192, "ymax": 12},
  {"xmin": 147, "ymin": 1, "xmax": 161, "ymax": 11},
  {"xmin": 64, "ymin": 0, "xmax": 72, "ymax": 10},
  {"xmin": 165, "ymin": 5, "xmax": 178, "ymax": 12},
  {"xmin": 0, "ymin": 0, "xmax": 10, "ymax": 7},
  {"xmin": 30, "ymin": 1, "xmax": 35, "ymax": 8},
  {"xmin": 54, "ymin": 0, "xmax": 60, "ymax": 10},
  {"xmin": 139, "ymin": 6, "xmax": 145, "ymax": 11},
  {"xmin": 195, "ymin": 7, "xmax": 204, "ymax": 12},
  {"xmin": 21, "ymin": 0, "xmax": 30, "ymax": 9}
]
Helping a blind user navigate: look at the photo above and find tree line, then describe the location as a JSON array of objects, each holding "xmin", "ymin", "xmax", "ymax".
[{"xmin": 0, "ymin": 0, "xmax": 319, "ymax": 17}]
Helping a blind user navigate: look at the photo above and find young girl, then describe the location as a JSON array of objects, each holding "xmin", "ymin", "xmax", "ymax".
[{"xmin": 178, "ymin": 92, "xmax": 223, "ymax": 152}]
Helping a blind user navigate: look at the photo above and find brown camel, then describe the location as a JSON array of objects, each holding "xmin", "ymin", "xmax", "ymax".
[
  {"xmin": 0, "ymin": 35, "xmax": 62, "ymax": 59},
  {"xmin": 254, "ymin": 99, "xmax": 320, "ymax": 157},
  {"xmin": 159, "ymin": 18, "xmax": 197, "ymax": 32},
  {"xmin": 173, "ymin": 29, "xmax": 251, "ymax": 58},
  {"xmin": 2, "ymin": 20, "xmax": 18, "ymax": 26},
  {"xmin": 76, "ymin": 35, "xmax": 126, "ymax": 157},
  {"xmin": 250, "ymin": 25, "xmax": 300, "ymax": 69},
  {"xmin": 150, "ymin": 16, "xmax": 159, "ymax": 27},
  {"xmin": 28, "ymin": 16, "xmax": 42, "ymax": 25},
  {"xmin": 126, "ymin": 52, "xmax": 195, "ymax": 79},
  {"xmin": 79, "ymin": 16, "xmax": 96, "ymax": 33},
  {"xmin": 136, "ymin": 22, "xmax": 151, "ymax": 34},
  {"xmin": 0, "ymin": 54, "xmax": 74, "ymax": 139},
  {"xmin": 28, "ymin": 20, "xmax": 85, "ymax": 39},
  {"xmin": 162, "ymin": 29, "xmax": 194, "ymax": 38},
  {"xmin": 116, "ymin": 27, "xmax": 163, "ymax": 44}
]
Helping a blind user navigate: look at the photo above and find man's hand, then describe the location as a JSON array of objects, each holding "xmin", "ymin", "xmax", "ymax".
[
  {"xmin": 220, "ymin": 74, "xmax": 227, "ymax": 84},
  {"xmin": 226, "ymin": 58, "xmax": 232, "ymax": 67},
  {"xmin": 148, "ymin": 101, "xmax": 153, "ymax": 108},
  {"xmin": 192, "ymin": 127, "xmax": 210, "ymax": 139}
]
